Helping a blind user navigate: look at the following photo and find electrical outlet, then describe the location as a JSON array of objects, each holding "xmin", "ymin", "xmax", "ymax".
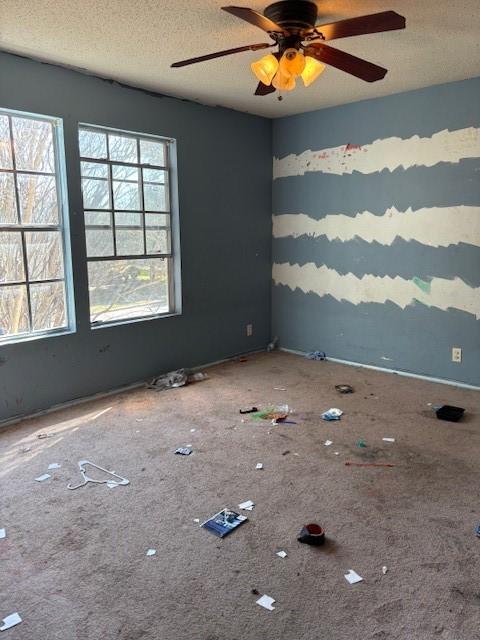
[
  {"xmin": 452, "ymin": 347, "xmax": 462, "ymax": 363},
  {"xmin": 246, "ymin": 323, "xmax": 253, "ymax": 337}
]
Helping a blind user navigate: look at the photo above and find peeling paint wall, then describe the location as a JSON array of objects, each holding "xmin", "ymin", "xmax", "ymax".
[{"xmin": 272, "ymin": 77, "xmax": 480, "ymax": 385}]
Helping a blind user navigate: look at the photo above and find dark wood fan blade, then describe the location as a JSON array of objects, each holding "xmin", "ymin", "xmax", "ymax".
[
  {"xmin": 255, "ymin": 81, "xmax": 276, "ymax": 96},
  {"xmin": 222, "ymin": 6, "xmax": 285, "ymax": 34},
  {"xmin": 304, "ymin": 42, "xmax": 387, "ymax": 82},
  {"xmin": 315, "ymin": 11, "xmax": 405, "ymax": 41},
  {"xmin": 171, "ymin": 43, "xmax": 272, "ymax": 68}
]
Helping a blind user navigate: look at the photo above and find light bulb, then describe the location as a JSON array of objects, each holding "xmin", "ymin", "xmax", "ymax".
[
  {"xmin": 279, "ymin": 48, "xmax": 306, "ymax": 78},
  {"xmin": 300, "ymin": 56, "xmax": 326, "ymax": 87},
  {"xmin": 272, "ymin": 71, "xmax": 296, "ymax": 91},
  {"xmin": 251, "ymin": 54, "xmax": 279, "ymax": 85}
]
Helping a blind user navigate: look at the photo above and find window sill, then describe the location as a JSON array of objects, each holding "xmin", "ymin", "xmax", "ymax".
[
  {"xmin": 0, "ymin": 326, "xmax": 76, "ymax": 347},
  {"xmin": 91, "ymin": 310, "xmax": 182, "ymax": 330}
]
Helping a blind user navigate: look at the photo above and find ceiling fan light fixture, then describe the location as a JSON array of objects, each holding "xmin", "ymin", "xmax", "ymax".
[
  {"xmin": 272, "ymin": 69, "xmax": 296, "ymax": 91},
  {"xmin": 251, "ymin": 53, "xmax": 279, "ymax": 85},
  {"xmin": 279, "ymin": 48, "xmax": 306, "ymax": 78},
  {"xmin": 301, "ymin": 56, "xmax": 326, "ymax": 87}
]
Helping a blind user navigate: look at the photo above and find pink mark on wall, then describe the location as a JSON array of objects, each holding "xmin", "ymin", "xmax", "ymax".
[{"xmin": 345, "ymin": 143, "xmax": 362, "ymax": 152}]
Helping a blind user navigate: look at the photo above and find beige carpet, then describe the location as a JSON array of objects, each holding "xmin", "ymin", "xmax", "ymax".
[{"xmin": 1, "ymin": 351, "xmax": 479, "ymax": 639}]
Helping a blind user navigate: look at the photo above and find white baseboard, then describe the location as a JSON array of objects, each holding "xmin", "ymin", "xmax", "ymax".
[{"xmin": 280, "ymin": 347, "xmax": 480, "ymax": 391}]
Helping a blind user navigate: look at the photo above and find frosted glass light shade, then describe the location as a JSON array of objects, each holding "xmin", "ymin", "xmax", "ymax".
[
  {"xmin": 279, "ymin": 48, "xmax": 306, "ymax": 78},
  {"xmin": 272, "ymin": 71, "xmax": 296, "ymax": 91},
  {"xmin": 301, "ymin": 56, "xmax": 326, "ymax": 87},
  {"xmin": 251, "ymin": 54, "xmax": 279, "ymax": 85}
]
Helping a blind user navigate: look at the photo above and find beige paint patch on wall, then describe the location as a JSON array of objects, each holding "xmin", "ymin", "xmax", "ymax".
[
  {"xmin": 272, "ymin": 206, "xmax": 480, "ymax": 248},
  {"xmin": 272, "ymin": 262, "xmax": 480, "ymax": 319},
  {"xmin": 273, "ymin": 127, "xmax": 480, "ymax": 179}
]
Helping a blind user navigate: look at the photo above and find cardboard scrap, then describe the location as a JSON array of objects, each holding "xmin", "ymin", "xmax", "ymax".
[
  {"xmin": 0, "ymin": 613, "xmax": 22, "ymax": 631},
  {"xmin": 239, "ymin": 500, "xmax": 255, "ymax": 511},
  {"xmin": 256, "ymin": 595, "xmax": 275, "ymax": 611},
  {"xmin": 35, "ymin": 474, "xmax": 50, "ymax": 482},
  {"xmin": 344, "ymin": 570, "xmax": 363, "ymax": 585}
]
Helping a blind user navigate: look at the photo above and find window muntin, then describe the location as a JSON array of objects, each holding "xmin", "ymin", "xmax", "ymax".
[
  {"xmin": 0, "ymin": 110, "xmax": 72, "ymax": 341},
  {"xmin": 79, "ymin": 126, "xmax": 175, "ymax": 325}
]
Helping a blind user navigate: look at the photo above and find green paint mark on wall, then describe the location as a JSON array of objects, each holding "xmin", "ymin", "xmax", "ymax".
[{"xmin": 412, "ymin": 276, "xmax": 431, "ymax": 294}]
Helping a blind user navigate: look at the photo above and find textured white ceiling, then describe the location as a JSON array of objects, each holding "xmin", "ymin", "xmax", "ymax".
[{"xmin": 1, "ymin": 0, "xmax": 479, "ymax": 118}]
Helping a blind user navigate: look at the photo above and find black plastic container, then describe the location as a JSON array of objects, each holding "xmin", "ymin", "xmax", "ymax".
[{"xmin": 436, "ymin": 405, "xmax": 465, "ymax": 422}]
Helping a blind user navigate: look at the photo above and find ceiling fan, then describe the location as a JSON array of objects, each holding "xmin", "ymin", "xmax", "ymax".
[{"xmin": 171, "ymin": 1, "xmax": 406, "ymax": 96}]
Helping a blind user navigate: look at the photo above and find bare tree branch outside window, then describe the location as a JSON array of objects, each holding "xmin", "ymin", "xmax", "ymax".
[{"xmin": 0, "ymin": 111, "xmax": 70, "ymax": 340}]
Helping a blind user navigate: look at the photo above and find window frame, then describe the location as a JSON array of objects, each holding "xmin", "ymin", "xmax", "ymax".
[
  {"xmin": 0, "ymin": 108, "xmax": 75, "ymax": 345},
  {"xmin": 78, "ymin": 123, "xmax": 181, "ymax": 328}
]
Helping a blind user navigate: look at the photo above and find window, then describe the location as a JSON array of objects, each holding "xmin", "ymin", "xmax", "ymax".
[
  {"xmin": 79, "ymin": 125, "xmax": 178, "ymax": 325},
  {"xmin": 0, "ymin": 109, "xmax": 73, "ymax": 342}
]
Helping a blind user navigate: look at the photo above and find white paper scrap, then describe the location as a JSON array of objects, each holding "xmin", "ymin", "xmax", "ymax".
[
  {"xmin": 0, "ymin": 612, "xmax": 22, "ymax": 631},
  {"xmin": 256, "ymin": 595, "xmax": 275, "ymax": 611},
  {"xmin": 0, "ymin": 529, "xmax": 5, "ymax": 539},
  {"xmin": 48, "ymin": 463, "xmax": 61, "ymax": 470},
  {"xmin": 324, "ymin": 440, "xmax": 333, "ymax": 446},
  {"xmin": 239, "ymin": 500, "xmax": 255, "ymax": 511},
  {"xmin": 190, "ymin": 428, "xmax": 196, "ymax": 433},
  {"xmin": 274, "ymin": 387, "xmax": 286, "ymax": 391},
  {"xmin": 382, "ymin": 566, "xmax": 388, "ymax": 574},
  {"xmin": 382, "ymin": 438, "xmax": 395, "ymax": 443},
  {"xmin": 193, "ymin": 518, "xmax": 200, "ymax": 524},
  {"xmin": 146, "ymin": 549, "xmax": 156, "ymax": 556},
  {"xmin": 344, "ymin": 569, "xmax": 363, "ymax": 585},
  {"xmin": 334, "ymin": 452, "xmax": 340, "ymax": 456},
  {"xmin": 276, "ymin": 550, "xmax": 287, "ymax": 558},
  {"xmin": 35, "ymin": 474, "xmax": 50, "ymax": 482},
  {"xmin": 256, "ymin": 463, "xmax": 263, "ymax": 470}
]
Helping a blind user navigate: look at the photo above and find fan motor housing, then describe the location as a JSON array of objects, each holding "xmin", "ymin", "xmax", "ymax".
[{"xmin": 264, "ymin": 0, "xmax": 318, "ymax": 31}]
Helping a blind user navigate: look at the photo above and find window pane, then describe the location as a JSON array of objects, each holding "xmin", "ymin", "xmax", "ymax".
[
  {"xmin": 112, "ymin": 165, "xmax": 138, "ymax": 181},
  {"xmin": 109, "ymin": 134, "xmax": 137, "ymax": 163},
  {"xmin": 0, "ymin": 116, "xmax": 12, "ymax": 169},
  {"xmin": 17, "ymin": 174, "xmax": 59, "ymax": 224},
  {"xmin": 145, "ymin": 213, "xmax": 169, "ymax": 227},
  {"xmin": 88, "ymin": 258, "xmax": 169, "ymax": 323},
  {"xmin": 144, "ymin": 183, "xmax": 168, "ymax": 211},
  {"xmin": 140, "ymin": 139, "xmax": 165, "ymax": 166},
  {"xmin": 0, "ymin": 232, "xmax": 25, "ymax": 283},
  {"xmin": 0, "ymin": 285, "xmax": 29, "ymax": 336},
  {"xmin": 25, "ymin": 231, "xmax": 64, "ymax": 281},
  {"xmin": 12, "ymin": 117, "xmax": 54, "ymax": 173},
  {"xmin": 146, "ymin": 229, "xmax": 169, "ymax": 255},
  {"xmin": 30, "ymin": 281, "xmax": 66, "ymax": 331},
  {"xmin": 85, "ymin": 211, "xmax": 113, "ymax": 257},
  {"xmin": 79, "ymin": 130, "xmax": 107, "ymax": 159},
  {"xmin": 113, "ymin": 181, "xmax": 140, "ymax": 210},
  {"xmin": 115, "ymin": 211, "xmax": 144, "ymax": 255},
  {"xmin": 0, "ymin": 173, "xmax": 18, "ymax": 224},
  {"xmin": 143, "ymin": 169, "xmax": 166, "ymax": 183},
  {"xmin": 82, "ymin": 178, "xmax": 110, "ymax": 209},
  {"xmin": 81, "ymin": 161, "xmax": 108, "ymax": 178}
]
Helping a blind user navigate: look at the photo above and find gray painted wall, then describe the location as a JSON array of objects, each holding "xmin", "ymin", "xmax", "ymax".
[
  {"xmin": 272, "ymin": 78, "xmax": 480, "ymax": 385},
  {"xmin": 0, "ymin": 52, "xmax": 272, "ymax": 422}
]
